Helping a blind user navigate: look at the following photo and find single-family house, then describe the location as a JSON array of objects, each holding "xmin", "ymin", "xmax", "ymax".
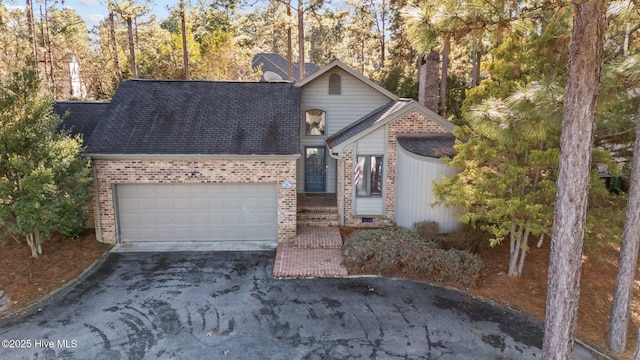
[{"xmin": 56, "ymin": 57, "xmax": 461, "ymax": 249}]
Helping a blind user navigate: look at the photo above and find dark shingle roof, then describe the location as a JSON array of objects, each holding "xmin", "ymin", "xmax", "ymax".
[
  {"xmin": 397, "ymin": 134, "xmax": 457, "ymax": 158},
  {"xmin": 326, "ymin": 99, "xmax": 413, "ymax": 148},
  {"xmin": 54, "ymin": 101, "xmax": 109, "ymax": 139},
  {"xmin": 85, "ymin": 80, "xmax": 300, "ymax": 156},
  {"xmin": 252, "ymin": 53, "xmax": 320, "ymax": 81}
]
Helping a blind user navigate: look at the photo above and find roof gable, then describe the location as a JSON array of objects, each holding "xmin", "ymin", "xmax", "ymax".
[
  {"xmin": 295, "ymin": 60, "xmax": 398, "ymax": 101},
  {"xmin": 85, "ymin": 80, "xmax": 300, "ymax": 156},
  {"xmin": 326, "ymin": 99, "xmax": 455, "ymax": 150}
]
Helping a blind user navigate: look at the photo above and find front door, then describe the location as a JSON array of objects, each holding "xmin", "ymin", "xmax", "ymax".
[{"xmin": 305, "ymin": 146, "xmax": 326, "ymax": 192}]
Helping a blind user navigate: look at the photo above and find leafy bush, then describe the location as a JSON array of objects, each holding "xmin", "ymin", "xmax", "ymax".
[
  {"xmin": 343, "ymin": 227, "xmax": 483, "ymax": 287},
  {"xmin": 413, "ymin": 221, "xmax": 441, "ymax": 239}
]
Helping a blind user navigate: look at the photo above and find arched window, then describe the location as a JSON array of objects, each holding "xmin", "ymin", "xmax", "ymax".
[
  {"xmin": 305, "ymin": 109, "xmax": 326, "ymax": 136},
  {"xmin": 328, "ymin": 73, "xmax": 341, "ymax": 95}
]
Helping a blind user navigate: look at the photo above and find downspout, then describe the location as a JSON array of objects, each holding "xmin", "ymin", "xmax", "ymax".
[
  {"xmin": 89, "ymin": 156, "xmax": 103, "ymax": 243},
  {"xmin": 328, "ymin": 150, "xmax": 345, "ymax": 226}
]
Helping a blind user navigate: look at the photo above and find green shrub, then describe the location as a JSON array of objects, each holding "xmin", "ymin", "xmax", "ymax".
[
  {"xmin": 343, "ymin": 227, "xmax": 483, "ymax": 287},
  {"xmin": 413, "ymin": 221, "xmax": 441, "ymax": 239},
  {"xmin": 439, "ymin": 224, "xmax": 493, "ymax": 253}
]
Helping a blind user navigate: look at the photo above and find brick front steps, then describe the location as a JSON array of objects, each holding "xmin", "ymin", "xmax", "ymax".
[{"xmin": 296, "ymin": 206, "xmax": 339, "ymax": 227}]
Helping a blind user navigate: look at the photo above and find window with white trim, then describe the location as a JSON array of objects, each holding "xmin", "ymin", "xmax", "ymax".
[
  {"xmin": 355, "ymin": 155, "xmax": 383, "ymax": 197},
  {"xmin": 305, "ymin": 109, "xmax": 325, "ymax": 136}
]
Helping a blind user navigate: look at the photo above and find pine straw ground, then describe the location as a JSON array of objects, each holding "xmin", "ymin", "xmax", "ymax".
[{"xmin": 0, "ymin": 229, "xmax": 638, "ymax": 359}]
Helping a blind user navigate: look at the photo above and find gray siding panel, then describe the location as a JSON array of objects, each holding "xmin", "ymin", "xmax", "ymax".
[
  {"xmin": 300, "ymin": 68, "xmax": 393, "ymax": 137},
  {"xmin": 299, "ymin": 68, "xmax": 390, "ymax": 193},
  {"xmin": 355, "ymin": 197, "xmax": 384, "ymax": 215},
  {"xmin": 116, "ymin": 183, "xmax": 278, "ymax": 243},
  {"xmin": 356, "ymin": 128, "xmax": 385, "ymax": 154},
  {"xmin": 395, "ymin": 145, "xmax": 462, "ymax": 233}
]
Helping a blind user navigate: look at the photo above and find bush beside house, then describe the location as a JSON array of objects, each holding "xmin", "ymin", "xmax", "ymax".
[{"xmin": 342, "ymin": 227, "xmax": 483, "ymax": 287}]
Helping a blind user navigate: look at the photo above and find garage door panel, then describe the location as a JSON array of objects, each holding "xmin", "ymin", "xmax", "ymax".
[{"xmin": 116, "ymin": 183, "xmax": 277, "ymax": 243}]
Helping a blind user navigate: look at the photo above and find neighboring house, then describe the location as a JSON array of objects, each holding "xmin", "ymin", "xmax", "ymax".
[
  {"xmin": 56, "ymin": 59, "xmax": 460, "ymax": 249},
  {"xmin": 252, "ymin": 53, "xmax": 320, "ymax": 81}
]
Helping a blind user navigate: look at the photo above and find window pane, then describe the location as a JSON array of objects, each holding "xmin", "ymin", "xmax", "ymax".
[
  {"xmin": 305, "ymin": 110, "xmax": 325, "ymax": 136},
  {"xmin": 370, "ymin": 156, "xmax": 382, "ymax": 195}
]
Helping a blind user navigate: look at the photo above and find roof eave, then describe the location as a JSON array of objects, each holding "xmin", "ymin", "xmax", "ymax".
[
  {"xmin": 85, "ymin": 153, "xmax": 301, "ymax": 161},
  {"xmin": 327, "ymin": 101, "xmax": 455, "ymax": 152}
]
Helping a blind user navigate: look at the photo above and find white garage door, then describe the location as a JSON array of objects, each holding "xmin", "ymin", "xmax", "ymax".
[{"xmin": 116, "ymin": 183, "xmax": 278, "ymax": 243}]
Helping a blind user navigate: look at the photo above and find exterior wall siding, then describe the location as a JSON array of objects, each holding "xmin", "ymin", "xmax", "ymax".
[
  {"xmin": 385, "ymin": 111, "xmax": 450, "ymax": 220},
  {"xmin": 93, "ymin": 159, "xmax": 297, "ymax": 244},
  {"xmin": 299, "ymin": 68, "xmax": 392, "ymax": 193},
  {"xmin": 395, "ymin": 145, "xmax": 462, "ymax": 233},
  {"xmin": 352, "ymin": 127, "xmax": 386, "ymax": 215},
  {"xmin": 338, "ymin": 110, "xmax": 451, "ymax": 227},
  {"xmin": 300, "ymin": 68, "xmax": 393, "ymax": 136}
]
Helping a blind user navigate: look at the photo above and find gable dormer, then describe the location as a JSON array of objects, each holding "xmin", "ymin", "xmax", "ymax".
[{"xmin": 296, "ymin": 60, "xmax": 397, "ymax": 137}]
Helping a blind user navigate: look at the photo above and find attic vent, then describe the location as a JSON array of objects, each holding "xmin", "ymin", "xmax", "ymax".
[{"xmin": 328, "ymin": 73, "xmax": 341, "ymax": 95}]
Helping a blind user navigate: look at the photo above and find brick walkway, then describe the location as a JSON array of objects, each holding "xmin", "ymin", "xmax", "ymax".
[{"xmin": 273, "ymin": 226, "xmax": 348, "ymax": 278}]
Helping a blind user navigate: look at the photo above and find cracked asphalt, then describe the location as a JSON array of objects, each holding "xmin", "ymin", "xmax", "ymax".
[{"xmin": 0, "ymin": 251, "xmax": 605, "ymax": 359}]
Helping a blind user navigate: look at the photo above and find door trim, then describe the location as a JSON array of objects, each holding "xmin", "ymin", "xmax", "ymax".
[{"xmin": 304, "ymin": 146, "xmax": 327, "ymax": 192}]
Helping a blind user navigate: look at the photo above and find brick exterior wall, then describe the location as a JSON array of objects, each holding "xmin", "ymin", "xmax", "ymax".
[
  {"xmin": 337, "ymin": 111, "xmax": 450, "ymax": 227},
  {"xmin": 92, "ymin": 158, "xmax": 297, "ymax": 244}
]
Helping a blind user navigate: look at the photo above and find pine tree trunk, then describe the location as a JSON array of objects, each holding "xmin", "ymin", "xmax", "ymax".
[
  {"xmin": 471, "ymin": 40, "xmax": 478, "ymax": 88},
  {"xmin": 25, "ymin": 0, "xmax": 38, "ymax": 69},
  {"xmin": 440, "ymin": 36, "xmax": 450, "ymax": 115},
  {"xmin": 297, "ymin": 2, "xmax": 304, "ymax": 81},
  {"xmin": 607, "ymin": 106, "xmax": 640, "ymax": 353},
  {"xmin": 542, "ymin": 1, "xmax": 606, "ymax": 358},
  {"xmin": 634, "ymin": 326, "xmax": 640, "ymax": 359},
  {"xmin": 287, "ymin": 3, "xmax": 292, "ymax": 81},
  {"xmin": 180, "ymin": 0, "xmax": 189, "ymax": 80},
  {"xmin": 126, "ymin": 17, "xmax": 137, "ymax": 79},
  {"xmin": 108, "ymin": 0, "xmax": 122, "ymax": 82}
]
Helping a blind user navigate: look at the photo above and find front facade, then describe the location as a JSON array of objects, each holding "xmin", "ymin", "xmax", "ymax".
[{"xmin": 58, "ymin": 60, "xmax": 460, "ymax": 248}]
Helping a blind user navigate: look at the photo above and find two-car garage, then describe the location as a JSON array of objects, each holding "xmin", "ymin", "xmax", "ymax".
[{"xmin": 114, "ymin": 183, "xmax": 278, "ymax": 246}]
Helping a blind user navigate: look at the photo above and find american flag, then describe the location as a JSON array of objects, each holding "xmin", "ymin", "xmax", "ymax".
[{"xmin": 354, "ymin": 159, "xmax": 360, "ymax": 187}]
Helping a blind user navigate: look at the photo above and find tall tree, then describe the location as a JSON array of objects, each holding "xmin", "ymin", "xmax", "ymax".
[
  {"xmin": 433, "ymin": 81, "xmax": 562, "ymax": 278},
  {"xmin": 607, "ymin": 54, "xmax": 640, "ymax": 353},
  {"xmin": 0, "ymin": 69, "xmax": 92, "ymax": 258},
  {"xmin": 108, "ymin": 0, "xmax": 122, "ymax": 82},
  {"xmin": 542, "ymin": 0, "xmax": 607, "ymax": 358},
  {"xmin": 608, "ymin": 102, "xmax": 640, "ymax": 353},
  {"xmin": 180, "ymin": 0, "xmax": 189, "ymax": 80}
]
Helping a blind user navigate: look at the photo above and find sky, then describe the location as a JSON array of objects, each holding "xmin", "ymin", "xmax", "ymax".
[
  {"xmin": 6, "ymin": 0, "xmax": 176, "ymax": 27},
  {"xmin": 68, "ymin": 0, "xmax": 176, "ymax": 26}
]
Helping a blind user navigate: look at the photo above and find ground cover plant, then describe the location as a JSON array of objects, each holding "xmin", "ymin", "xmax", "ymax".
[{"xmin": 342, "ymin": 226, "xmax": 483, "ymax": 288}]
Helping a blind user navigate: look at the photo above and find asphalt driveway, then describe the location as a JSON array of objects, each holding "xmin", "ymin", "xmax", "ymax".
[{"xmin": 0, "ymin": 251, "xmax": 606, "ymax": 359}]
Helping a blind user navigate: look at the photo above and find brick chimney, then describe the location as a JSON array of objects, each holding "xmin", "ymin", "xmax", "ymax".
[{"xmin": 418, "ymin": 51, "xmax": 440, "ymax": 112}]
